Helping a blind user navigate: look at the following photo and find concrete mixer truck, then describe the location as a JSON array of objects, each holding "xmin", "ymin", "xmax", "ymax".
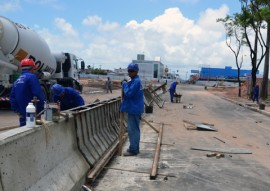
[{"xmin": 0, "ymin": 16, "xmax": 84, "ymax": 107}]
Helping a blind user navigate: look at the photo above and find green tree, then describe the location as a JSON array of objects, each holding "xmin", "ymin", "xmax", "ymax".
[
  {"xmin": 257, "ymin": 0, "xmax": 270, "ymax": 100},
  {"xmin": 237, "ymin": 0, "xmax": 268, "ymax": 99},
  {"xmin": 217, "ymin": 15, "xmax": 245, "ymax": 97}
]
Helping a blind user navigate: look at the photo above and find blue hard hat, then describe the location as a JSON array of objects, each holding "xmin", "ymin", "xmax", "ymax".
[
  {"xmin": 51, "ymin": 84, "xmax": 65, "ymax": 96},
  {"xmin": 127, "ymin": 63, "xmax": 139, "ymax": 71}
]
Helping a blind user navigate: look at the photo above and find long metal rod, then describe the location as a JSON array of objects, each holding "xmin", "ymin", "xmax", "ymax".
[
  {"xmin": 141, "ymin": 117, "xmax": 159, "ymax": 133},
  {"xmin": 104, "ymin": 167, "xmax": 176, "ymax": 177},
  {"xmin": 150, "ymin": 123, "xmax": 163, "ymax": 180}
]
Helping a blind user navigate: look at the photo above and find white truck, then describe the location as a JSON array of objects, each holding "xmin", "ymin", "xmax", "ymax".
[{"xmin": 0, "ymin": 16, "xmax": 84, "ymax": 107}]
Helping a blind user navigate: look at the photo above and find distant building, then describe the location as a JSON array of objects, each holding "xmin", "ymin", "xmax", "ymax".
[
  {"xmin": 132, "ymin": 54, "xmax": 164, "ymax": 81},
  {"xmin": 199, "ymin": 66, "xmax": 258, "ymax": 80},
  {"xmin": 114, "ymin": 68, "xmax": 127, "ymax": 75}
]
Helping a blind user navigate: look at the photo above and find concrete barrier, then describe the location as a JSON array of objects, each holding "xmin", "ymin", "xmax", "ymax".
[
  {"xmin": 71, "ymin": 97, "xmax": 123, "ymax": 167},
  {"xmin": 0, "ymin": 115, "xmax": 90, "ymax": 191}
]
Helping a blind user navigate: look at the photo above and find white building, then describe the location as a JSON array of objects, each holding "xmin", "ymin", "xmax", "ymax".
[{"xmin": 132, "ymin": 54, "xmax": 164, "ymax": 81}]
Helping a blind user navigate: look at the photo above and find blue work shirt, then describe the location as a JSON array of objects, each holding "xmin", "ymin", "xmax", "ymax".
[
  {"xmin": 52, "ymin": 87, "xmax": 85, "ymax": 111},
  {"xmin": 10, "ymin": 70, "xmax": 46, "ymax": 126},
  {"xmin": 169, "ymin": 81, "xmax": 177, "ymax": 92},
  {"xmin": 253, "ymin": 86, "xmax": 259, "ymax": 96},
  {"xmin": 120, "ymin": 75, "xmax": 144, "ymax": 115}
]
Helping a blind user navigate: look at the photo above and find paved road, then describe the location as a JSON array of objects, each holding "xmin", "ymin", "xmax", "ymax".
[{"xmin": 93, "ymin": 84, "xmax": 270, "ymax": 191}]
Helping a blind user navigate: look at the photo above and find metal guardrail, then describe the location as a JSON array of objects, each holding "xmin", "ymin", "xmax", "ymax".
[{"xmin": 70, "ymin": 97, "xmax": 126, "ymax": 167}]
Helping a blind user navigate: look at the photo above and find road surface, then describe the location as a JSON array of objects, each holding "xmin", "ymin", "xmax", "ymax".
[{"xmin": 93, "ymin": 84, "xmax": 270, "ymax": 191}]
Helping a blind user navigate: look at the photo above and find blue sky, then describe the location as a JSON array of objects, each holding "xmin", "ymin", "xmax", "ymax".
[{"xmin": 1, "ymin": 0, "xmax": 256, "ymax": 78}]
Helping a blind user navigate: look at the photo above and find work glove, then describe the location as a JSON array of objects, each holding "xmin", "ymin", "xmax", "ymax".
[{"xmin": 121, "ymin": 79, "xmax": 128, "ymax": 85}]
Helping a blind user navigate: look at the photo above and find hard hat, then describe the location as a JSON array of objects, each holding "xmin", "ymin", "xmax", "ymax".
[
  {"xmin": 127, "ymin": 63, "xmax": 139, "ymax": 71},
  {"xmin": 20, "ymin": 59, "xmax": 37, "ymax": 69},
  {"xmin": 51, "ymin": 84, "xmax": 65, "ymax": 96}
]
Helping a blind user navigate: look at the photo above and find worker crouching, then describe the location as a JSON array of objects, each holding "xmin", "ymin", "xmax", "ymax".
[{"xmin": 51, "ymin": 84, "xmax": 85, "ymax": 111}]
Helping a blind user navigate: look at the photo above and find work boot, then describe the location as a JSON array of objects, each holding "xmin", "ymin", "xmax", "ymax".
[
  {"xmin": 123, "ymin": 151, "xmax": 137, "ymax": 156},
  {"xmin": 126, "ymin": 149, "xmax": 140, "ymax": 153}
]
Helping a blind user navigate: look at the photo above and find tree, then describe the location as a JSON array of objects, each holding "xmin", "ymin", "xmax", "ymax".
[
  {"xmin": 237, "ymin": 0, "xmax": 268, "ymax": 99},
  {"xmin": 258, "ymin": 0, "xmax": 270, "ymax": 100},
  {"xmin": 217, "ymin": 15, "xmax": 245, "ymax": 97}
]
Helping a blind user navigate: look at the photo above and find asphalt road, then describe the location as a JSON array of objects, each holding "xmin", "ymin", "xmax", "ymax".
[{"xmin": 93, "ymin": 84, "xmax": 270, "ymax": 191}]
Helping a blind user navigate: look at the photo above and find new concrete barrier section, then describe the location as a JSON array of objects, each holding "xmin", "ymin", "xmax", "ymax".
[
  {"xmin": 0, "ymin": 116, "xmax": 89, "ymax": 191},
  {"xmin": 71, "ymin": 97, "xmax": 125, "ymax": 168},
  {"xmin": 0, "ymin": 97, "xmax": 124, "ymax": 191}
]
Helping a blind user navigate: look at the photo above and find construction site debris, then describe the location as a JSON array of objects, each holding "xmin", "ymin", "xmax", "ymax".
[
  {"xmin": 216, "ymin": 153, "xmax": 225, "ymax": 159},
  {"xmin": 191, "ymin": 147, "xmax": 252, "ymax": 154},
  {"xmin": 206, "ymin": 153, "xmax": 217, "ymax": 157},
  {"xmin": 213, "ymin": 136, "xmax": 226, "ymax": 143},
  {"xmin": 183, "ymin": 104, "xmax": 194, "ymax": 109},
  {"xmin": 183, "ymin": 120, "xmax": 217, "ymax": 131}
]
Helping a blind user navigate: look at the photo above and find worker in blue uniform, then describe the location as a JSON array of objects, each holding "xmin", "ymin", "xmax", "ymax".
[
  {"xmin": 252, "ymin": 84, "xmax": 259, "ymax": 104},
  {"xmin": 120, "ymin": 63, "xmax": 144, "ymax": 156},
  {"xmin": 51, "ymin": 84, "xmax": 85, "ymax": 111},
  {"xmin": 10, "ymin": 58, "xmax": 46, "ymax": 127},
  {"xmin": 169, "ymin": 81, "xmax": 178, "ymax": 103}
]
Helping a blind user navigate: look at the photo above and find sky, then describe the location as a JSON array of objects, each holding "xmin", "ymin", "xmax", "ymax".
[{"xmin": 0, "ymin": 0, "xmax": 259, "ymax": 79}]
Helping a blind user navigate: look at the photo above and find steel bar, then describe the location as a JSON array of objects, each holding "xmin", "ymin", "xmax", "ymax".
[
  {"xmin": 141, "ymin": 117, "xmax": 159, "ymax": 133},
  {"xmin": 104, "ymin": 167, "xmax": 176, "ymax": 177},
  {"xmin": 150, "ymin": 123, "xmax": 164, "ymax": 180}
]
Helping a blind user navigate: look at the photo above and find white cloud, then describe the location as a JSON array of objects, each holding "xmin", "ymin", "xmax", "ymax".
[
  {"xmin": 0, "ymin": 0, "xmax": 20, "ymax": 13},
  {"xmin": 37, "ymin": 28, "xmax": 83, "ymax": 53},
  {"xmin": 82, "ymin": 16, "xmax": 119, "ymax": 32},
  {"xmin": 54, "ymin": 18, "xmax": 77, "ymax": 36},
  {"xmin": 77, "ymin": 6, "xmax": 239, "ymax": 74},
  {"xmin": 31, "ymin": 5, "xmax": 253, "ymax": 77},
  {"xmin": 82, "ymin": 16, "xmax": 102, "ymax": 26}
]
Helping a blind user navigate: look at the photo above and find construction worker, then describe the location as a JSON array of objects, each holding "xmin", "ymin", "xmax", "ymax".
[
  {"xmin": 10, "ymin": 58, "xmax": 46, "ymax": 127},
  {"xmin": 105, "ymin": 77, "xmax": 112, "ymax": 93},
  {"xmin": 120, "ymin": 63, "xmax": 144, "ymax": 156},
  {"xmin": 169, "ymin": 81, "xmax": 178, "ymax": 103},
  {"xmin": 252, "ymin": 84, "xmax": 259, "ymax": 104},
  {"xmin": 51, "ymin": 84, "xmax": 85, "ymax": 111}
]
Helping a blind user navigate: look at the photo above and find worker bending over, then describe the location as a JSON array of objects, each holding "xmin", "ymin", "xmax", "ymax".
[
  {"xmin": 10, "ymin": 58, "xmax": 46, "ymax": 127},
  {"xmin": 169, "ymin": 81, "xmax": 178, "ymax": 103},
  {"xmin": 120, "ymin": 63, "xmax": 144, "ymax": 156},
  {"xmin": 51, "ymin": 84, "xmax": 85, "ymax": 111}
]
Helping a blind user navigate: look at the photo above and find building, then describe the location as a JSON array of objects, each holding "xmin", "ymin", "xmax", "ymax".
[
  {"xmin": 114, "ymin": 68, "xmax": 127, "ymax": 75},
  {"xmin": 199, "ymin": 66, "xmax": 258, "ymax": 80},
  {"xmin": 132, "ymin": 54, "xmax": 164, "ymax": 81}
]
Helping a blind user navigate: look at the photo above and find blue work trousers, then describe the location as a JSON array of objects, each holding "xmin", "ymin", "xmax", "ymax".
[
  {"xmin": 170, "ymin": 90, "xmax": 175, "ymax": 103},
  {"xmin": 127, "ymin": 114, "xmax": 141, "ymax": 154}
]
